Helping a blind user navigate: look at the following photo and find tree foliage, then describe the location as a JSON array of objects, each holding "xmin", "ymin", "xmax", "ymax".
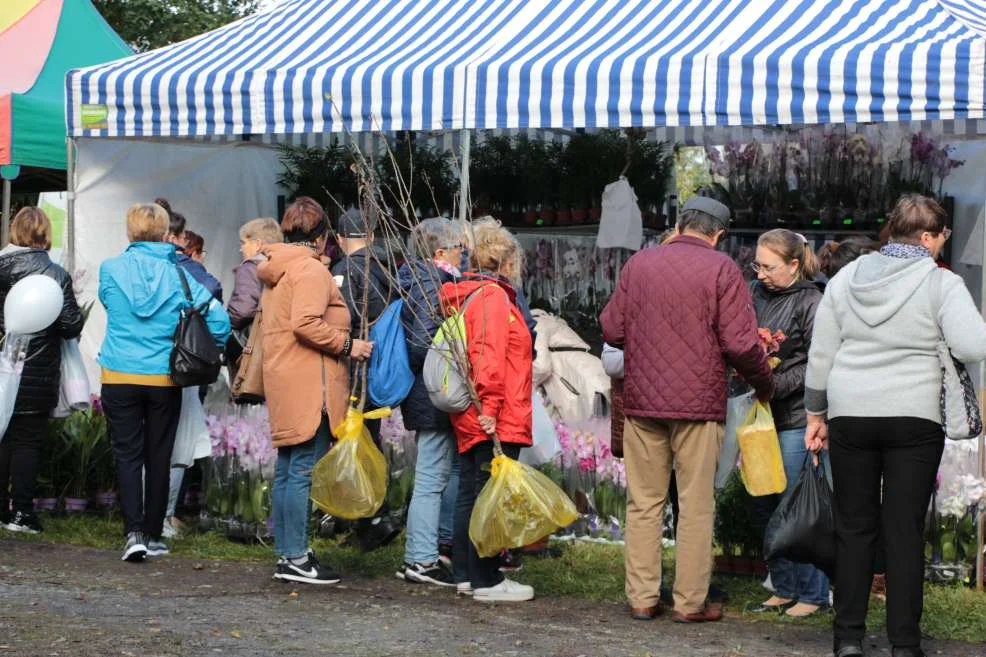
[{"xmin": 93, "ymin": 0, "xmax": 261, "ymax": 52}]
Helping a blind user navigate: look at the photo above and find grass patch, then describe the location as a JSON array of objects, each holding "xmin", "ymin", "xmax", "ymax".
[{"xmin": 5, "ymin": 514, "xmax": 985, "ymax": 643}]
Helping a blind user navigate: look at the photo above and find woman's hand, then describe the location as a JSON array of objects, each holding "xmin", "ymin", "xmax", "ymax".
[
  {"xmin": 478, "ymin": 415, "xmax": 496, "ymax": 436},
  {"xmin": 349, "ymin": 339, "xmax": 374, "ymax": 361},
  {"xmin": 805, "ymin": 414, "xmax": 828, "ymax": 465}
]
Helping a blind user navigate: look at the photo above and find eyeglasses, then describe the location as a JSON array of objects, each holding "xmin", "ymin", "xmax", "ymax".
[{"xmin": 750, "ymin": 261, "xmax": 780, "ymax": 274}]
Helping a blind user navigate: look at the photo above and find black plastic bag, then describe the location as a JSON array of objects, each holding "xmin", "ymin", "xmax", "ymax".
[{"xmin": 763, "ymin": 456, "xmax": 836, "ymax": 578}]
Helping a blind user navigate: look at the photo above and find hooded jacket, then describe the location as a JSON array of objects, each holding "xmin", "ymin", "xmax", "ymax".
[
  {"xmin": 600, "ymin": 235, "xmax": 774, "ymax": 421},
  {"xmin": 752, "ymin": 279, "xmax": 822, "ymax": 431},
  {"xmin": 98, "ymin": 242, "xmax": 230, "ymax": 385},
  {"xmin": 398, "ymin": 259, "xmax": 456, "ymax": 432},
  {"xmin": 532, "ymin": 310, "xmax": 610, "ymax": 423},
  {"xmin": 258, "ymin": 243, "xmax": 351, "ymax": 447},
  {"xmin": 0, "ymin": 246, "xmax": 84, "ymax": 414},
  {"xmin": 805, "ymin": 252, "xmax": 986, "ymax": 422},
  {"xmin": 331, "ymin": 246, "xmax": 393, "ymax": 336},
  {"xmin": 441, "ymin": 274, "xmax": 534, "ymax": 454},
  {"xmin": 227, "ymin": 255, "xmax": 265, "ymax": 330}
]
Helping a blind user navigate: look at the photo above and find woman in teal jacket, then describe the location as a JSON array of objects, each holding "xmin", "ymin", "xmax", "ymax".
[{"xmin": 98, "ymin": 203, "xmax": 230, "ymax": 563}]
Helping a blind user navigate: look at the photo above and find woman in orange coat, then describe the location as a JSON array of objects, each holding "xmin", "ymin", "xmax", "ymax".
[
  {"xmin": 258, "ymin": 197, "xmax": 373, "ymax": 585},
  {"xmin": 444, "ymin": 221, "xmax": 534, "ymax": 603}
]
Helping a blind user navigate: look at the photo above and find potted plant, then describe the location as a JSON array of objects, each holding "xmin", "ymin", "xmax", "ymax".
[{"xmin": 60, "ymin": 408, "xmax": 108, "ymax": 512}]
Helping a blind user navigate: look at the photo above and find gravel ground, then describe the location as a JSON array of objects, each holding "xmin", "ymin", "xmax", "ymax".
[{"xmin": 0, "ymin": 540, "xmax": 979, "ymax": 657}]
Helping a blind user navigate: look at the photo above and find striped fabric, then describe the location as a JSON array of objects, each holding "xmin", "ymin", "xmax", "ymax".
[{"xmin": 67, "ymin": 0, "xmax": 986, "ymax": 136}]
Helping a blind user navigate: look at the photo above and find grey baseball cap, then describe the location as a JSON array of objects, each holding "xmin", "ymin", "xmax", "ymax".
[
  {"xmin": 336, "ymin": 207, "xmax": 375, "ymax": 238},
  {"xmin": 682, "ymin": 196, "xmax": 731, "ymax": 227}
]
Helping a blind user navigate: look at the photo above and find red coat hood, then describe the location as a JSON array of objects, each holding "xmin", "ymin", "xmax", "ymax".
[{"xmin": 440, "ymin": 273, "xmax": 517, "ymax": 314}]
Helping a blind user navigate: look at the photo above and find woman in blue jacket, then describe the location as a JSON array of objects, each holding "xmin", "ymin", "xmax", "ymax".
[{"xmin": 98, "ymin": 203, "xmax": 230, "ymax": 563}]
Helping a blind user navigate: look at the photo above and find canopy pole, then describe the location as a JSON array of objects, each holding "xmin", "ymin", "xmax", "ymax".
[
  {"xmin": 458, "ymin": 128, "xmax": 471, "ymax": 223},
  {"xmin": 1, "ymin": 179, "xmax": 10, "ymax": 248},
  {"xmin": 66, "ymin": 138, "xmax": 76, "ymax": 273},
  {"xmin": 979, "ymin": 205, "xmax": 986, "ymax": 592}
]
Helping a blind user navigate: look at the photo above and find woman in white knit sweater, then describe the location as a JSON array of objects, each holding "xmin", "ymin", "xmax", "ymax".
[{"xmin": 804, "ymin": 195, "xmax": 986, "ymax": 657}]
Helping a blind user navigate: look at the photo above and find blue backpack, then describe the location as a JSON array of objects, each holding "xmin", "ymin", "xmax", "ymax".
[{"xmin": 367, "ymin": 299, "xmax": 414, "ymax": 407}]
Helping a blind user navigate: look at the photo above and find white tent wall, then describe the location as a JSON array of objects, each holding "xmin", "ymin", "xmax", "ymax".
[{"xmin": 73, "ymin": 137, "xmax": 285, "ymax": 391}]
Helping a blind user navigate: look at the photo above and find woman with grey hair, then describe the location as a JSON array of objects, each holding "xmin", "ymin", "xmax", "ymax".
[{"xmin": 395, "ymin": 217, "xmax": 465, "ymax": 586}]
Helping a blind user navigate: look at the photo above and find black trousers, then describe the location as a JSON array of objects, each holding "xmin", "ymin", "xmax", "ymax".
[
  {"xmin": 102, "ymin": 384, "xmax": 182, "ymax": 539},
  {"xmin": 828, "ymin": 416, "xmax": 944, "ymax": 650},
  {"xmin": 0, "ymin": 414, "xmax": 49, "ymax": 514},
  {"xmin": 453, "ymin": 440, "xmax": 521, "ymax": 589}
]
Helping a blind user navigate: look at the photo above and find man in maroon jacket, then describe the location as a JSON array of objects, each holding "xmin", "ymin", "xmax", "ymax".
[{"xmin": 600, "ymin": 196, "xmax": 774, "ymax": 624}]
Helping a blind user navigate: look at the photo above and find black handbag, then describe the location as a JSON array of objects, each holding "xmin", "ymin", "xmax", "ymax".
[
  {"xmin": 170, "ymin": 267, "xmax": 222, "ymax": 387},
  {"xmin": 763, "ymin": 456, "xmax": 836, "ymax": 578}
]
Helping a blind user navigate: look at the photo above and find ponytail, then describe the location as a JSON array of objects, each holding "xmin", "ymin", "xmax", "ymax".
[{"xmin": 799, "ymin": 237, "xmax": 820, "ymax": 280}]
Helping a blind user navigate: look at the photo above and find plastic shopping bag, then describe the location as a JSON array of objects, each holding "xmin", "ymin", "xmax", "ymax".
[
  {"xmin": 737, "ymin": 400, "xmax": 787, "ymax": 496},
  {"xmin": 311, "ymin": 406, "xmax": 391, "ymax": 519},
  {"xmin": 716, "ymin": 391, "xmax": 755, "ymax": 489},
  {"xmin": 171, "ymin": 387, "xmax": 210, "ymax": 467},
  {"xmin": 520, "ymin": 391, "xmax": 561, "ymax": 466},
  {"xmin": 469, "ymin": 454, "xmax": 578, "ymax": 558},
  {"xmin": 0, "ymin": 336, "xmax": 27, "ymax": 439},
  {"xmin": 764, "ymin": 457, "xmax": 836, "ymax": 578},
  {"xmin": 51, "ymin": 339, "xmax": 91, "ymax": 418}
]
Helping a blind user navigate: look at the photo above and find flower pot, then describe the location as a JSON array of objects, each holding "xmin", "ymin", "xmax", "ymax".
[
  {"xmin": 539, "ymin": 208, "xmax": 556, "ymax": 226},
  {"xmin": 572, "ymin": 208, "xmax": 588, "ymax": 224},
  {"xmin": 753, "ymin": 559, "xmax": 769, "ymax": 577},
  {"xmin": 555, "ymin": 209, "xmax": 572, "ymax": 225},
  {"xmin": 733, "ymin": 557, "xmax": 754, "ymax": 575},
  {"xmin": 64, "ymin": 497, "xmax": 89, "ymax": 513},
  {"xmin": 94, "ymin": 491, "xmax": 119, "ymax": 509},
  {"xmin": 589, "ymin": 207, "xmax": 602, "ymax": 222},
  {"xmin": 714, "ymin": 555, "xmax": 734, "ymax": 574},
  {"xmin": 34, "ymin": 498, "xmax": 58, "ymax": 512},
  {"xmin": 523, "ymin": 209, "xmax": 538, "ymax": 225}
]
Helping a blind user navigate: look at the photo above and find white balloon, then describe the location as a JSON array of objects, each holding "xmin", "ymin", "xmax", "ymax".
[{"xmin": 4, "ymin": 274, "xmax": 64, "ymax": 335}]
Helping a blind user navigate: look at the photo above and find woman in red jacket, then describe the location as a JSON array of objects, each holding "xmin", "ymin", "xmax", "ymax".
[{"xmin": 444, "ymin": 221, "xmax": 534, "ymax": 603}]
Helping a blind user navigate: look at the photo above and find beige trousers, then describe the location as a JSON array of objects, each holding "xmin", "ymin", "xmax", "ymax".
[{"xmin": 623, "ymin": 416, "xmax": 724, "ymax": 614}]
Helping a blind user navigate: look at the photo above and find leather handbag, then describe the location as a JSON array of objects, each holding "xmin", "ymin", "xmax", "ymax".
[
  {"xmin": 232, "ymin": 302, "xmax": 265, "ymax": 403},
  {"xmin": 170, "ymin": 268, "xmax": 222, "ymax": 387},
  {"xmin": 932, "ymin": 268, "xmax": 983, "ymax": 440}
]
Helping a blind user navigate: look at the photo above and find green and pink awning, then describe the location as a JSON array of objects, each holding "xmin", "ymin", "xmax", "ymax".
[{"xmin": 0, "ymin": 0, "xmax": 129, "ymax": 171}]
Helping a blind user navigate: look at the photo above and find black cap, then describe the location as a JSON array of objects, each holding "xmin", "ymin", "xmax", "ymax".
[
  {"xmin": 682, "ymin": 196, "xmax": 731, "ymax": 226},
  {"xmin": 336, "ymin": 208, "xmax": 375, "ymax": 238}
]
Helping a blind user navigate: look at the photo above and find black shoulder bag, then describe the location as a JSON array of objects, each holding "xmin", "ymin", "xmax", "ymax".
[{"xmin": 170, "ymin": 267, "xmax": 222, "ymax": 387}]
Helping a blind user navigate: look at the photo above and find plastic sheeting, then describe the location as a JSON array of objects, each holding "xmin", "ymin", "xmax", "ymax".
[{"xmin": 73, "ymin": 137, "xmax": 284, "ymax": 393}]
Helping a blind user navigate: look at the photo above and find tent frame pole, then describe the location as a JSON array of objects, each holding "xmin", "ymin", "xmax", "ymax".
[
  {"xmin": 458, "ymin": 128, "xmax": 471, "ymax": 223},
  {"xmin": 979, "ymin": 197, "xmax": 986, "ymax": 593},
  {"xmin": 1, "ymin": 178, "xmax": 10, "ymax": 248},
  {"xmin": 66, "ymin": 137, "xmax": 76, "ymax": 273}
]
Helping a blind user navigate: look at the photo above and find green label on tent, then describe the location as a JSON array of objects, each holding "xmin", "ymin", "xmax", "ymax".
[{"xmin": 80, "ymin": 104, "xmax": 109, "ymax": 129}]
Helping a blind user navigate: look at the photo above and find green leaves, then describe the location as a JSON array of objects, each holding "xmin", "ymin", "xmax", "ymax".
[{"xmin": 93, "ymin": 0, "xmax": 260, "ymax": 52}]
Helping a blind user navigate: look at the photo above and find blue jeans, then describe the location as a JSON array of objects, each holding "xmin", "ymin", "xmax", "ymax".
[
  {"xmin": 405, "ymin": 429, "xmax": 457, "ymax": 564},
  {"xmin": 439, "ymin": 445, "xmax": 460, "ymax": 545},
  {"xmin": 768, "ymin": 427, "xmax": 831, "ymax": 606},
  {"xmin": 272, "ymin": 416, "xmax": 331, "ymax": 560},
  {"xmin": 166, "ymin": 466, "xmax": 184, "ymax": 518}
]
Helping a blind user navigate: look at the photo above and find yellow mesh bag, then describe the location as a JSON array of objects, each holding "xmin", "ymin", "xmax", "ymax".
[
  {"xmin": 737, "ymin": 400, "xmax": 787, "ymax": 496},
  {"xmin": 468, "ymin": 454, "xmax": 578, "ymax": 558},
  {"xmin": 311, "ymin": 407, "xmax": 391, "ymax": 519}
]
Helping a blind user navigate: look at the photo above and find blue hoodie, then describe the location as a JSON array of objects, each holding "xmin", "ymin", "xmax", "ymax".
[{"xmin": 98, "ymin": 242, "xmax": 230, "ymax": 379}]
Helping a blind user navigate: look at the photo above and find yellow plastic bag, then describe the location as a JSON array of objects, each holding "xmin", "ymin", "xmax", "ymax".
[
  {"xmin": 737, "ymin": 400, "xmax": 787, "ymax": 496},
  {"xmin": 311, "ymin": 406, "xmax": 391, "ymax": 519},
  {"xmin": 468, "ymin": 454, "xmax": 578, "ymax": 558}
]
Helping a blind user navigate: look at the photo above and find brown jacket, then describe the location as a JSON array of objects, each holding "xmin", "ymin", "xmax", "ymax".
[{"xmin": 258, "ymin": 243, "xmax": 351, "ymax": 448}]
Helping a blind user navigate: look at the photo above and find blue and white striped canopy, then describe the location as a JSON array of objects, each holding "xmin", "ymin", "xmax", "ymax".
[{"xmin": 67, "ymin": 0, "xmax": 986, "ymax": 136}]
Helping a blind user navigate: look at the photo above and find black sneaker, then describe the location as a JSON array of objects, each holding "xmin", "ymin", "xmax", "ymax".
[
  {"xmin": 5, "ymin": 511, "xmax": 42, "ymax": 534},
  {"xmin": 402, "ymin": 561, "xmax": 455, "ymax": 587},
  {"xmin": 273, "ymin": 553, "xmax": 341, "ymax": 585},
  {"xmin": 146, "ymin": 539, "xmax": 170, "ymax": 557},
  {"xmin": 122, "ymin": 532, "xmax": 148, "ymax": 562}
]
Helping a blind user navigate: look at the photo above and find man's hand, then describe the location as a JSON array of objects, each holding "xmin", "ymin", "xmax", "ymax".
[
  {"xmin": 805, "ymin": 414, "xmax": 828, "ymax": 465},
  {"xmin": 756, "ymin": 381, "xmax": 775, "ymax": 405},
  {"xmin": 478, "ymin": 415, "xmax": 496, "ymax": 436},
  {"xmin": 350, "ymin": 339, "xmax": 374, "ymax": 361}
]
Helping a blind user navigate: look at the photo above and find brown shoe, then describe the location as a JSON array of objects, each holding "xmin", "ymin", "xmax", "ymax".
[
  {"xmin": 671, "ymin": 602, "xmax": 724, "ymax": 624},
  {"xmin": 629, "ymin": 604, "xmax": 664, "ymax": 621}
]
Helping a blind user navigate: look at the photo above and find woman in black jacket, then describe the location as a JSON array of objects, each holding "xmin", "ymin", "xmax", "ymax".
[
  {"xmin": 0, "ymin": 207, "xmax": 84, "ymax": 533},
  {"xmin": 749, "ymin": 229, "xmax": 828, "ymax": 618}
]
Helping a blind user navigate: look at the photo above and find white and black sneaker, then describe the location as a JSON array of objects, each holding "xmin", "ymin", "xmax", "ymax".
[
  {"xmin": 4, "ymin": 511, "xmax": 42, "ymax": 534},
  {"xmin": 122, "ymin": 532, "xmax": 148, "ymax": 562},
  {"xmin": 273, "ymin": 553, "xmax": 341, "ymax": 585},
  {"xmin": 146, "ymin": 539, "xmax": 170, "ymax": 557},
  {"xmin": 402, "ymin": 561, "xmax": 455, "ymax": 587}
]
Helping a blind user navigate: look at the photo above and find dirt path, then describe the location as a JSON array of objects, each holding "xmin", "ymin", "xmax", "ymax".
[{"xmin": 0, "ymin": 540, "xmax": 977, "ymax": 657}]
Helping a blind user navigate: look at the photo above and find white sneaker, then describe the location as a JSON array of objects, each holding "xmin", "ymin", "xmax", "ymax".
[
  {"xmin": 456, "ymin": 582, "xmax": 473, "ymax": 596},
  {"xmin": 161, "ymin": 518, "xmax": 179, "ymax": 539},
  {"xmin": 473, "ymin": 578, "xmax": 534, "ymax": 602}
]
